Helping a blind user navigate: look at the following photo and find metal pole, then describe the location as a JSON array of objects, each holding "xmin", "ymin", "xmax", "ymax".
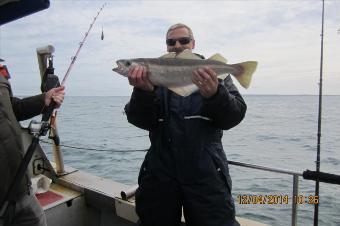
[
  {"xmin": 292, "ymin": 175, "xmax": 299, "ymax": 226},
  {"xmin": 314, "ymin": 0, "xmax": 325, "ymax": 225}
]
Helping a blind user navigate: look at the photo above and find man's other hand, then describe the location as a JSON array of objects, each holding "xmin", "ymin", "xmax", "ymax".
[
  {"xmin": 193, "ymin": 66, "xmax": 218, "ymax": 98},
  {"xmin": 128, "ymin": 65, "xmax": 154, "ymax": 92}
]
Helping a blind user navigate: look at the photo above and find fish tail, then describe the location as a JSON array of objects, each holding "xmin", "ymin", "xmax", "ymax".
[{"xmin": 233, "ymin": 61, "xmax": 257, "ymax": 89}]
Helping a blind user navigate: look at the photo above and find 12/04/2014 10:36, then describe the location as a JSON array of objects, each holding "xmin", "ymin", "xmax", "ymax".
[{"xmin": 236, "ymin": 194, "xmax": 319, "ymax": 205}]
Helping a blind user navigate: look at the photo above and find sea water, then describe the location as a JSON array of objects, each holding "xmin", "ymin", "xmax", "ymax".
[{"xmin": 33, "ymin": 95, "xmax": 339, "ymax": 226}]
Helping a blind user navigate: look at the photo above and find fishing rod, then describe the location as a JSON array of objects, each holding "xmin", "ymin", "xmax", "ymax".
[
  {"xmin": 301, "ymin": 4, "xmax": 340, "ymax": 224},
  {"xmin": 42, "ymin": 2, "xmax": 106, "ymax": 132},
  {"xmin": 1, "ymin": 3, "xmax": 107, "ymax": 223},
  {"xmin": 56, "ymin": 3, "xmax": 106, "ymax": 172},
  {"xmin": 41, "ymin": 2, "xmax": 106, "ymax": 122},
  {"xmin": 314, "ymin": 0, "xmax": 324, "ymax": 225},
  {"xmin": 61, "ymin": 2, "xmax": 106, "ymax": 86}
]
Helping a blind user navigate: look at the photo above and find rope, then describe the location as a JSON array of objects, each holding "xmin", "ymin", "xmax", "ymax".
[{"xmin": 39, "ymin": 139, "xmax": 147, "ymax": 153}]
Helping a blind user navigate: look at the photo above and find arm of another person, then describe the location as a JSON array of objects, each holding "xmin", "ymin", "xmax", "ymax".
[{"xmin": 11, "ymin": 86, "xmax": 65, "ymax": 121}]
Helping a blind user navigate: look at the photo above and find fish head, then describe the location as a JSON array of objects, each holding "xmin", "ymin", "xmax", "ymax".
[{"xmin": 112, "ymin": 59, "xmax": 139, "ymax": 76}]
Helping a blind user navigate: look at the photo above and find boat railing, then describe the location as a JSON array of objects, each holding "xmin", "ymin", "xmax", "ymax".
[
  {"xmin": 227, "ymin": 160, "xmax": 303, "ymax": 226},
  {"xmin": 45, "ymin": 135, "xmax": 305, "ymax": 226}
]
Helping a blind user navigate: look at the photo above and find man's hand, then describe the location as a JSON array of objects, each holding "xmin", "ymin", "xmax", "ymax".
[
  {"xmin": 128, "ymin": 65, "xmax": 154, "ymax": 92},
  {"xmin": 45, "ymin": 86, "xmax": 65, "ymax": 107},
  {"xmin": 193, "ymin": 66, "xmax": 218, "ymax": 98}
]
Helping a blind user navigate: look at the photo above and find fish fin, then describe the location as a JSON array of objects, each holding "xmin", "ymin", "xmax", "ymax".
[
  {"xmin": 217, "ymin": 73, "xmax": 229, "ymax": 80},
  {"xmin": 175, "ymin": 49, "xmax": 202, "ymax": 60},
  {"xmin": 168, "ymin": 84, "xmax": 198, "ymax": 97},
  {"xmin": 160, "ymin": 50, "xmax": 202, "ymax": 60},
  {"xmin": 160, "ymin": 52, "xmax": 177, "ymax": 58},
  {"xmin": 208, "ymin": 53, "xmax": 228, "ymax": 63},
  {"xmin": 232, "ymin": 61, "xmax": 258, "ymax": 89}
]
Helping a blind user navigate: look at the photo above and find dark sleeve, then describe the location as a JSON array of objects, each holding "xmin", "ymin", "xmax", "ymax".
[
  {"xmin": 10, "ymin": 94, "xmax": 46, "ymax": 121},
  {"xmin": 124, "ymin": 88, "xmax": 160, "ymax": 131},
  {"xmin": 202, "ymin": 75, "xmax": 247, "ymax": 130}
]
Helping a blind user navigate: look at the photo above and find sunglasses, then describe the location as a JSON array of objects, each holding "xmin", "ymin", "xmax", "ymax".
[{"xmin": 166, "ymin": 37, "xmax": 192, "ymax": 46}]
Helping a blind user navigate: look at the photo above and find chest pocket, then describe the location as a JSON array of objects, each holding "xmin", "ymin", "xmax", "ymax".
[
  {"xmin": 169, "ymin": 91, "xmax": 209, "ymax": 119},
  {"xmin": 168, "ymin": 91, "xmax": 215, "ymax": 146}
]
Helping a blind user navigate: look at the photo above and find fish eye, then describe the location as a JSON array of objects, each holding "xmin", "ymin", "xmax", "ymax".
[{"xmin": 125, "ymin": 61, "xmax": 131, "ymax": 67}]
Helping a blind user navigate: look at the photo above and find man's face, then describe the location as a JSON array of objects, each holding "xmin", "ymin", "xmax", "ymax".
[{"xmin": 166, "ymin": 27, "xmax": 195, "ymax": 54}]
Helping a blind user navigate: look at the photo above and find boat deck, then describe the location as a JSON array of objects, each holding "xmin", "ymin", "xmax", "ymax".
[{"xmin": 36, "ymin": 168, "xmax": 269, "ymax": 226}]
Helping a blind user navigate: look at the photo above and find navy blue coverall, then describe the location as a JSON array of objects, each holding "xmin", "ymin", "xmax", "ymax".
[{"xmin": 125, "ymin": 71, "xmax": 246, "ymax": 226}]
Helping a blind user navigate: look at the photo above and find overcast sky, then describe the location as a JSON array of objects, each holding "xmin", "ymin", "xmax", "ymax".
[{"xmin": 0, "ymin": 0, "xmax": 339, "ymax": 96}]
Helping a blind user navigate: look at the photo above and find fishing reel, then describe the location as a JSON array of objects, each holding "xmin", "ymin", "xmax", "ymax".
[{"xmin": 28, "ymin": 120, "xmax": 50, "ymax": 137}]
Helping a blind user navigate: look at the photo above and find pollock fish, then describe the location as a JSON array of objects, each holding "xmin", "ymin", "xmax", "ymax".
[{"xmin": 112, "ymin": 50, "xmax": 257, "ymax": 97}]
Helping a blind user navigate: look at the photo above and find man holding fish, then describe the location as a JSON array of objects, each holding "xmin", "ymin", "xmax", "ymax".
[{"xmin": 121, "ymin": 23, "xmax": 255, "ymax": 226}]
